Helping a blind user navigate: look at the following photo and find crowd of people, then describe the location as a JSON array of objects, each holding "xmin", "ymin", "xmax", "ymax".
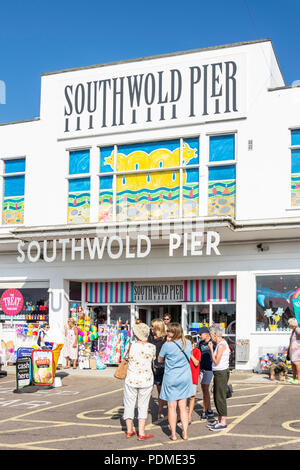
[
  {"xmin": 37, "ymin": 312, "xmax": 300, "ymax": 442},
  {"xmin": 123, "ymin": 314, "xmax": 231, "ymax": 441}
]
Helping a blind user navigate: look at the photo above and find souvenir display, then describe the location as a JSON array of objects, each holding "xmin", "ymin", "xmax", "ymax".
[
  {"xmin": 256, "ymin": 346, "xmax": 291, "ymax": 372},
  {"xmin": 72, "ymin": 312, "xmax": 130, "ymax": 369}
]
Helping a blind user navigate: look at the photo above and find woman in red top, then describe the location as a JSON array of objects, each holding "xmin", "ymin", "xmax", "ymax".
[{"xmin": 185, "ymin": 335, "xmax": 201, "ymax": 424}]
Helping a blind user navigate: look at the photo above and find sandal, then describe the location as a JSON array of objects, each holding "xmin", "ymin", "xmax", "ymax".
[{"xmin": 138, "ymin": 434, "xmax": 154, "ymax": 441}]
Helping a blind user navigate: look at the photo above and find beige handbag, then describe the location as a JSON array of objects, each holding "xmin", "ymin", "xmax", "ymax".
[{"xmin": 114, "ymin": 342, "xmax": 132, "ymax": 380}]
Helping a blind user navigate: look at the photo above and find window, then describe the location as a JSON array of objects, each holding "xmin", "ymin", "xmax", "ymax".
[
  {"xmin": 68, "ymin": 149, "xmax": 90, "ymax": 224},
  {"xmin": 98, "ymin": 138, "xmax": 200, "ymax": 222},
  {"xmin": 208, "ymin": 134, "xmax": 236, "ymax": 218},
  {"xmin": 291, "ymin": 130, "xmax": 300, "ymax": 207},
  {"xmin": 2, "ymin": 157, "xmax": 26, "ymax": 225},
  {"xmin": 256, "ymin": 275, "xmax": 297, "ymax": 332}
]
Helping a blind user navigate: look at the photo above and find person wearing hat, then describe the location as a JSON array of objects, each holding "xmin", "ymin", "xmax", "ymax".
[
  {"xmin": 198, "ymin": 326, "xmax": 216, "ymax": 420},
  {"xmin": 123, "ymin": 322, "xmax": 156, "ymax": 441}
]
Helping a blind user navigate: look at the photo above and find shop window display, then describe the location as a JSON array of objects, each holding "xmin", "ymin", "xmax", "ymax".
[
  {"xmin": 187, "ymin": 304, "xmax": 209, "ymax": 328},
  {"xmin": 110, "ymin": 305, "xmax": 131, "ymax": 326},
  {"xmin": 212, "ymin": 304, "xmax": 236, "ymax": 335},
  {"xmin": 67, "ymin": 304, "xmax": 130, "ymax": 368},
  {"xmin": 256, "ymin": 275, "xmax": 297, "ymax": 331},
  {"xmin": 0, "ymin": 286, "xmax": 49, "ymax": 364}
]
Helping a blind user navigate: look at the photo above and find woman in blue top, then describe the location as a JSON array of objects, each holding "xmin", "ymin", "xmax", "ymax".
[{"xmin": 158, "ymin": 322, "xmax": 194, "ymax": 441}]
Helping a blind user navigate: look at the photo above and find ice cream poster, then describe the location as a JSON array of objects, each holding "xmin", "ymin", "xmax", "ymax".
[
  {"xmin": 32, "ymin": 350, "xmax": 54, "ymax": 385},
  {"xmin": 292, "ymin": 288, "xmax": 300, "ymax": 324}
]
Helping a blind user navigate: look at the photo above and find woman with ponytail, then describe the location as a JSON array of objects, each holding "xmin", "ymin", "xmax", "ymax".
[{"xmin": 158, "ymin": 322, "xmax": 194, "ymax": 441}]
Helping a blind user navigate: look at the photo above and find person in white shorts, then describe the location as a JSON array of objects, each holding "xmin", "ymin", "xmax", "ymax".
[{"xmin": 198, "ymin": 327, "xmax": 215, "ymax": 420}]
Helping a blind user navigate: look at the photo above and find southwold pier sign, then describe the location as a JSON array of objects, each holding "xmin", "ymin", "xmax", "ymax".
[
  {"xmin": 17, "ymin": 231, "xmax": 220, "ymax": 263},
  {"xmin": 61, "ymin": 53, "xmax": 245, "ymax": 135}
]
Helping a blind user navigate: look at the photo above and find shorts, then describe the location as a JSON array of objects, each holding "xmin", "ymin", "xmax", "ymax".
[{"xmin": 199, "ymin": 370, "xmax": 213, "ymax": 385}]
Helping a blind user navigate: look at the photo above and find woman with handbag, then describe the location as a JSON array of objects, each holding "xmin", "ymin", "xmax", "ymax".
[
  {"xmin": 149, "ymin": 318, "xmax": 167, "ymax": 420},
  {"xmin": 158, "ymin": 322, "xmax": 193, "ymax": 441},
  {"xmin": 123, "ymin": 322, "xmax": 156, "ymax": 441}
]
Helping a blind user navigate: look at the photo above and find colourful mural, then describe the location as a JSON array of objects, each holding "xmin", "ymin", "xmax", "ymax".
[
  {"xmin": 99, "ymin": 176, "xmax": 113, "ymax": 222},
  {"xmin": 291, "ymin": 173, "xmax": 300, "ymax": 207},
  {"xmin": 116, "ymin": 170, "xmax": 180, "ymax": 221},
  {"xmin": 2, "ymin": 196, "xmax": 24, "ymax": 225},
  {"xmin": 68, "ymin": 192, "xmax": 90, "ymax": 224},
  {"xmin": 68, "ymin": 178, "xmax": 90, "ymax": 224},
  {"xmin": 183, "ymin": 168, "xmax": 199, "ymax": 217},
  {"xmin": 208, "ymin": 166, "xmax": 236, "ymax": 217},
  {"xmin": 68, "ymin": 151, "xmax": 91, "ymax": 224},
  {"xmin": 99, "ymin": 139, "xmax": 199, "ymax": 222},
  {"xmin": 103, "ymin": 140, "xmax": 198, "ymax": 173},
  {"xmin": 291, "ymin": 147, "xmax": 300, "ymax": 207},
  {"xmin": 3, "ymin": 172, "xmax": 25, "ymax": 225}
]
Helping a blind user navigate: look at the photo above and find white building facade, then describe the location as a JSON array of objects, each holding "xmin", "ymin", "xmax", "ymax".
[{"xmin": 1, "ymin": 38, "xmax": 300, "ymax": 370}]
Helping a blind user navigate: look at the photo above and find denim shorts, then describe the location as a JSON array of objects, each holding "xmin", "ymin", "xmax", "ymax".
[{"xmin": 199, "ymin": 370, "xmax": 213, "ymax": 385}]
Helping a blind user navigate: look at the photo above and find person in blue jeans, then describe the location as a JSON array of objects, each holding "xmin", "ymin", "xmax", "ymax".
[
  {"xmin": 198, "ymin": 326, "xmax": 215, "ymax": 420},
  {"xmin": 158, "ymin": 322, "xmax": 194, "ymax": 441}
]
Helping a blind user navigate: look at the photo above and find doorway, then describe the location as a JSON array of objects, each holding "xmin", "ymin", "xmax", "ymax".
[{"xmin": 137, "ymin": 305, "xmax": 182, "ymax": 325}]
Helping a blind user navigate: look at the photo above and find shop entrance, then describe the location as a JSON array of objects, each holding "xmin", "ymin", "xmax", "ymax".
[
  {"xmin": 138, "ymin": 305, "xmax": 182, "ymax": 325},
  {"xmin": 86, "ymin": 305, "xmax": 131, "ymax": 328}
]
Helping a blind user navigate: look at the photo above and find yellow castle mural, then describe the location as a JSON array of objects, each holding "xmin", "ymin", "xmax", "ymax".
[{"xmin": 104, "ymin": 143, "xmax": 197, "ymax": 191}]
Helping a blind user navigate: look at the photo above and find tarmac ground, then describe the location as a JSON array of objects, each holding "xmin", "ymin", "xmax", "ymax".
[{"xmin": 0, "ymin": 366, "xmax": 299, "ymax": 452}]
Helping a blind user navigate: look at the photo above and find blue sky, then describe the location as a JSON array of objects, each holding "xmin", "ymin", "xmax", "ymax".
[{"xmin": 0, "ymin": 0, "xmax": 299, "ymax": 123}]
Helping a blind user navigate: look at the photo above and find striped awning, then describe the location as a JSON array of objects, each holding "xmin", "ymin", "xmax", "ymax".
[
  {"xmin": 85, "ymin": 281, "xmax": 134, "ymax": 303},
  {"xmin": 184, "ymin": 279, "xmax": 235, "ymax": 302},
  {"xmin": 85, "ymin": 278, "xmax": 235, "ymax": 303}
]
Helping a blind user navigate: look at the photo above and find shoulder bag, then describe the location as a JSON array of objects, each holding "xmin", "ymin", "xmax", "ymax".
[
  {"xmin": 114, "ymin": 342, "xmax": 132, "ymax": 380},
  {"xmin": 173, "ymin": 340, "xmax": 190, "ymax": 364}
]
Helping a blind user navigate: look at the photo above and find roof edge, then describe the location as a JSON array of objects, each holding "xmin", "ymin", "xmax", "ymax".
[
  {"xmin": 0, "ymin": 117, "xmax": 40, "ymax": 127},
  {"xmin": 268, "ymin": 84, "xmax": 300, "ymax": 92},
  {"xmin": 41, "ymin": 38, "xmax": 272, "ymax": 77}
]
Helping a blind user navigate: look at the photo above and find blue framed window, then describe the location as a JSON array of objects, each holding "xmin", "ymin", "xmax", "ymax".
[
  {"xmin": 208, "ymin": 134, "xmax": 236, "ymax": 218},
  {"xmin": 68, "ymin": 150, "xmax": 90, "ymax": 224},
  {"xmin": 209, "ymin": 134, "xmax": 235, "ymax": 162},
  {"xmin": 3, "ymin": 157, "xmax": 26, "ymax": 225}
]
